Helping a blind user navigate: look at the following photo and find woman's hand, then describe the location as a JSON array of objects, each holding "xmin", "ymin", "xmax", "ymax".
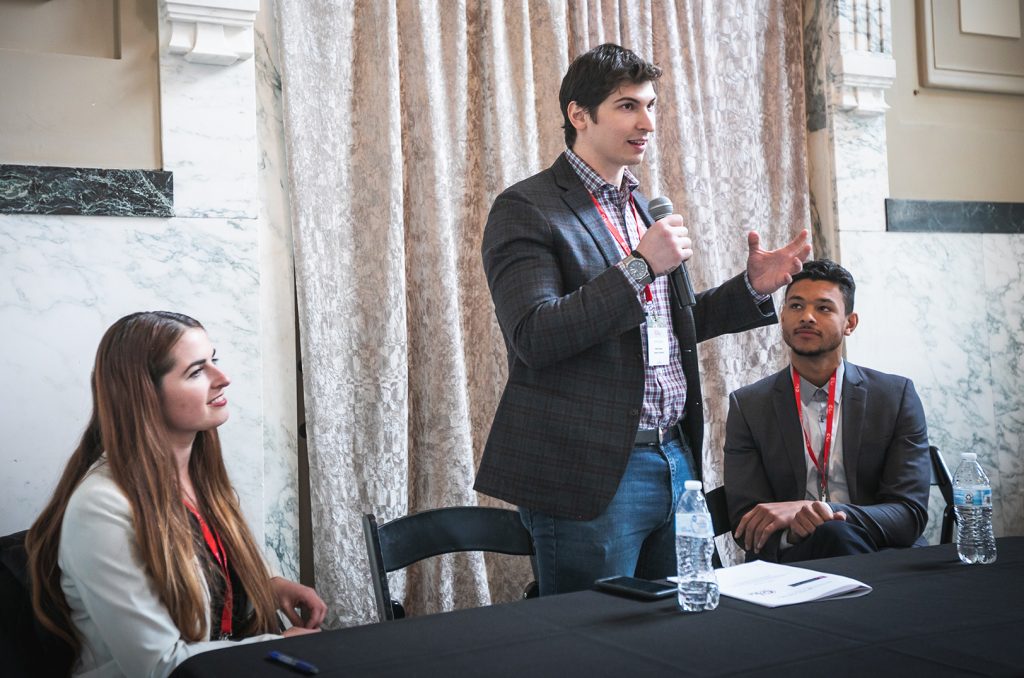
[{"xmin": 270, "ymin": 576, "xmax": 328, "ymax": 630}]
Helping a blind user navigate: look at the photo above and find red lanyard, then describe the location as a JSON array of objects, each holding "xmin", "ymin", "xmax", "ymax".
[
  {"xmin": 791, "ymin": 367, "xmax": 837, "ymax": 502},
  {"xmin": 183, "ymin": 499, "xmax": 233, "ymax": 639},
  {"xmin": 588, "ymin": 193, "xmax": 652, "ymax": 303}
]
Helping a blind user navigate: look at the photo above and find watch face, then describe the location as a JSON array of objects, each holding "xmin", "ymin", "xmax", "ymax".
[{"xmin": 627, "ymin": 257, "xmax": 650, "ymax": 282}]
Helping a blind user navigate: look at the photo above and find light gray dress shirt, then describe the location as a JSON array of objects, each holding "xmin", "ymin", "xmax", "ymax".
[
  {"xmin": 797, "ymin": 359, "xmax": 850, "ymax": 504},
  {"xmin": 781, "ymin": 360, "xmax": 850, "ymax": 550}
]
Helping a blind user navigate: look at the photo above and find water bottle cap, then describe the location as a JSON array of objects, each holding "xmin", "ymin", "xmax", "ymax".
[
  {"xmin": 684, "ymin": 480, "xmax": 702, "ymax": 491},
  {"xmin": 960, "ymin": 452, "xmax": 977, "ymax": 462}
]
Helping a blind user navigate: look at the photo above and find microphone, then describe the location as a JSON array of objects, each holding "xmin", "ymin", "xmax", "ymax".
[{"xmin": 648, "ymin": 196, "xmax": 696, "ymax": 308}]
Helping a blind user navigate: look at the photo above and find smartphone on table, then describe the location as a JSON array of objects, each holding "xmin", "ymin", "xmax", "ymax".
[{"xmin": 593, "ymin": 576, "xmax": 676, "ymax": 600}]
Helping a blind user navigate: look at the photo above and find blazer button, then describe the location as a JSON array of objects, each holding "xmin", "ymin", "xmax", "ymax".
[{"xmin": 629, "ymin": 408, "xmax": 639, "ymax": 416}]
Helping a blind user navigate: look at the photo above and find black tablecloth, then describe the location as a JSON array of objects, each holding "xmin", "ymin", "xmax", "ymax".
[{"xmin": 174, "ymin": 538, "xmax": 1024, "ymax": 677}]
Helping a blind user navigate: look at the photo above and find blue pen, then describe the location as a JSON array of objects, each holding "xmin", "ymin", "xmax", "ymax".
[{"xmin": 266, "ymin": 650, "xmax": 320, "ymax": 675}]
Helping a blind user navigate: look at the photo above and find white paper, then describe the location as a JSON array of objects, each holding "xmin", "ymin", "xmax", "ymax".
[{"xmin": 675, "ymin": 560, "xmax": 872, "ymax": 608}]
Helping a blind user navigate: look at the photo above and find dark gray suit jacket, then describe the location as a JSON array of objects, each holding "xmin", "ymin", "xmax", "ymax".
[
  {"xmin": 474, "ymin": 153, "xmax": 777, "ymax": 520},
  {"xmin": 724, "ymin": 362, "xmax": 930, "ymax": 562}
]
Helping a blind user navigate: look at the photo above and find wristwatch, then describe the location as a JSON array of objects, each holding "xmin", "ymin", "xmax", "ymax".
[{"xmin": 623, "ymin": 251, "xmax": 654, "ymax": 286}]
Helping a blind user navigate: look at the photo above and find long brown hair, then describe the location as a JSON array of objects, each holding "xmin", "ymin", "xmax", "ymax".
[{"xmin": 26, "ymin": 311, "xmax": 279, "ymax": 660}]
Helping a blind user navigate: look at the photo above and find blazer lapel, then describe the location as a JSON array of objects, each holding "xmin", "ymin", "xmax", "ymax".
[
  {"xmin": 841, "ymin": 362, "xmax": 866, "ymax": 502},
  {"xmin": 552, "ymin": 155, "xmax": 629, "ymax": 268},
  {"xmin": 771, "ymin": 368, "xmax": 807, "ymax": 497}
]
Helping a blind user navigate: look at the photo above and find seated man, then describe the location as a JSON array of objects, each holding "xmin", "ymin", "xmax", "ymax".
[{"xmin": 724, "ymin": 259, "xmax": 930, "ymax": 562}]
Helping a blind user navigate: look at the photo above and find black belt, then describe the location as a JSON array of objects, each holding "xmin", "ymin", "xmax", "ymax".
[{"xmin": 634, "ymin": 425, "xmax": 681, "ymax": 446}]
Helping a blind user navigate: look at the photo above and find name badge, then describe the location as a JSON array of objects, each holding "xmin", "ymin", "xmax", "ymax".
[{"xmin": 646, "ymin": 314, "xmax": 669, "ymax": 366}]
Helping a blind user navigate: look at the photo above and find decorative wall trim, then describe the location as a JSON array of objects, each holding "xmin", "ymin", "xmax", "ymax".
[
  {"xmin": 163, "ymin": 0, "xmax": 259, "ymax": 66},
  {"xmin": 0, "ymin": 165, "xmax": 173, "ymax": 217},
  {"xmin": 886, "ymin": 199, "xmax": 1024, "ymax": 234},
  {"xmin": 833, "ymin": 50, "xmax": 896, "ymax": 115}
]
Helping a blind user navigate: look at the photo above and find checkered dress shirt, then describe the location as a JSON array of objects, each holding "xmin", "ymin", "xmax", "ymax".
[{"xmin": 565, "ymin": 149, "xmax": 686, "ymax": 431}]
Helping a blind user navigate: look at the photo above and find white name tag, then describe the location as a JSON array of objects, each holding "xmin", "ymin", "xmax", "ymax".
[{"xmin": 646, "ymin": 314, "xmax": 670, "ymax": 366}]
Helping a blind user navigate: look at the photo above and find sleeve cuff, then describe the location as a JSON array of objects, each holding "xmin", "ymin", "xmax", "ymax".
[{"xmin": 743, "ymin": 271, "xmax": 771, "ymax": 304}]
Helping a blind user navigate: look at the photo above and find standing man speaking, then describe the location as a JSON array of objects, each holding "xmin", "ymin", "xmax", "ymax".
[{"xmin": 475, "ymin": 43, "xmax": 810, "ymax": 594}]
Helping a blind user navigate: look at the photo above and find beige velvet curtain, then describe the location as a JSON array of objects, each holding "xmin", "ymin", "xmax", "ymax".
[{"xmin": 275, "ymin": 0, "xmax": 809, "ymax": 627}]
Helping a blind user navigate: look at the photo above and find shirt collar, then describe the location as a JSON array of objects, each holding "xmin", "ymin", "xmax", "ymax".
[
  {"xmin": 796, "ymin": 359, "xmax": 845, "ymax": 407},
  {"xmin": 564, "ymin": 148, "xmax": 639, "ymax": 203}
]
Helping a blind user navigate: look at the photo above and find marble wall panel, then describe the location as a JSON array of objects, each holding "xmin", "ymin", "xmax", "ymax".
[
  {"xmin": 841, "ymin": 0, "xmax": 888, "ymax": 53},
  {"xmin": 887, "ymin": 199, "xmax": 1024, "ymax": 234},
  {"xmin": 982, "ymin": 234, "xmax": 1024, "ymax": 538},
  {"xmin": 0, "ymin": 165, "xmax": 173, "ymax": 217},
  {"xmin": 0, "ymin": 214, "xmax": 264, "ymax": 537},
  {"xmin": 803, "ymin": 0, "xmax": 829, "ymax": 133},
  {"xmin": 254, "ymin": 0, "xmax": 300, "ymax": 580},
  {"xmin": 833, "ymin": 113, "xmax": 888, "ymax": 232},
  {"xmin": 159, "ymin": 31, "xmax": 259, "ymax": 219},
  {"xmin": 807, "ymin": 129, "xmax": 840, "ymax": 260},
  {"xmin": 840, "ymin": 231, "xmax": 1009, "ymax": 543}
]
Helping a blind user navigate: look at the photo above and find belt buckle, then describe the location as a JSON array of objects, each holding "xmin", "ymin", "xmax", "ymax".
[{"xmin": 657, "ymin": 428, "xmax": 664, "ymax": 444}]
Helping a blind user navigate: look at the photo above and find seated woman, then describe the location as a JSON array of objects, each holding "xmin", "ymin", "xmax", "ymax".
[{"xmin": 26, "ymin": 311, "xmax": 327, "ymax": 677}]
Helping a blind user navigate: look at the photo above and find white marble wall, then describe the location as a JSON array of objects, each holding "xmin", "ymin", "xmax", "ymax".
[
  {"xmin": 0, "ymin": 0, "xmax": 300, "ymax": 578},
  {"xmin": 160, "ymin": 52, "xmax": 259, "ymax": 219},
  {"xmin": 254, "ymin": 0, "xmax": 301, "ymax": 579},
  {"xmin": 841, "ymin": 232, "xmax": 1024, "ymax": 541},
  {"xmin": 985, "ymin": 236, "xmax": 1024, "ymax": 538},
  {"xmin": 0, "ymin": 215, "xmax": 263, "ymax": 526}
]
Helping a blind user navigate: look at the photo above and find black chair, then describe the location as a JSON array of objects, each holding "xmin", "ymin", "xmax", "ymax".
[
  {"xmin": 0, "ymin": 530, "xmax": 74, "ymax": 678},
  {"xmin": 930, "ymin": 445, "xmax": 956, "ymax": 544},
  {"xmin": 704, "ymin": 486, "xmax": 732, "ymax": 568},
  {"xmin": 362, "ymin": 507, "xmax": 539, "ymax": 623}
]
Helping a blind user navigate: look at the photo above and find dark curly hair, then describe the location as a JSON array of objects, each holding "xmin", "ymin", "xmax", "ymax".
[{"xmin": 786, "ymin": 258, "xmax": 856, "ymax": 314}]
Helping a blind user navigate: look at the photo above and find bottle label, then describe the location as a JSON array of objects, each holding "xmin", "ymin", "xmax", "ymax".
[
  {"xmin": 954, "ymin": 487, "xmax": 992, "ymax": 507},
  {"xmin": 676, "ymin": 512, "xmax": 713, "ymax": 538}
]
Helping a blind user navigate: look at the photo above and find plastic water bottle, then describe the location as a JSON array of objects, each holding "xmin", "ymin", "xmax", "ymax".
[
  {"xmin": 953, "ymin": 452, "xmax": 997, "ymax": 565},
  {"xmin": 675, "ymin": 480, "xmax": 719, "ymax": 612}
]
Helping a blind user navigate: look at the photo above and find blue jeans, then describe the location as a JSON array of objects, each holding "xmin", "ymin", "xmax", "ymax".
[{"xmin": 519, "ymin": 435, "xmax": 697, "ymax": 595}]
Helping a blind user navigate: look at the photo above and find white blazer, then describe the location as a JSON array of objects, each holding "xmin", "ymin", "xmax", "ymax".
[{"xmin": 59, "ymin": 461, "xmax": 279, "ymax": 677}]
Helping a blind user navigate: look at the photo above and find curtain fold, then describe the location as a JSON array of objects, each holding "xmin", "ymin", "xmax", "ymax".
[{"xmin": 276, "ymin": 0, "xmax": 809, "ymax": 627}]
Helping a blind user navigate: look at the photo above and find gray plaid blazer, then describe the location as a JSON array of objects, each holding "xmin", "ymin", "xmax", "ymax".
[{"xmin": 475, "ymin": 154, "xmax": 777, "ymax": 520}]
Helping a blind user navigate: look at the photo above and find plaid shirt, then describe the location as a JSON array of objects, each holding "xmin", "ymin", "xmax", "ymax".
[{"xmin": 565, "ymin": 149, "xmax": 686, "ymax": 430}]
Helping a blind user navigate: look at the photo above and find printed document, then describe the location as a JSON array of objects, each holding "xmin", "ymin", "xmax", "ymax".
[{"xmin": 712, "ymin": 560, "xmax": 871, "ymax": 607}]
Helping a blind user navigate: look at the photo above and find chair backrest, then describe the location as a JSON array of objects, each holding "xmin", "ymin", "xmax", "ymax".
[
  {"xmin": 704, "ymin": 487, "xmax": 731, "ymax": 538},
  {"xmin": 929, "ymin": 445, "xmax": 956, "ymax": 545},
  {"xmin": 0, "ymin": 531, "xmax": 74, "ymax": 678},
  {"xmin": 362, "ymin": 507, "xmax": 538, "ymax": 623},
  {"xmin": 703, "ymin": 486, "xmax": 731, "ymax": 568}
]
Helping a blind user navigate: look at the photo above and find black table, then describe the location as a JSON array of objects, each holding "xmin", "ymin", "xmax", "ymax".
[{"xmin": 174, "ymin": 538, "xmax": 1024, "ymax": 677}]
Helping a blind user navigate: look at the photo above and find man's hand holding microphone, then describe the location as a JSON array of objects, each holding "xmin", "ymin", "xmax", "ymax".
[
  {"xmin": 634, "ymin": 198, "xmax": 692, "ymax": 278},
  {"xmin": 633, "ymin": 195, "xmax": 811, "ymax": 303}
]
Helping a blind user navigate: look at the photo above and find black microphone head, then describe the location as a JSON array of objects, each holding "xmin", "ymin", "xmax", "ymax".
[{"xmin": 648, "ymin": 196, "xmax": 673, "ymax": 221}]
